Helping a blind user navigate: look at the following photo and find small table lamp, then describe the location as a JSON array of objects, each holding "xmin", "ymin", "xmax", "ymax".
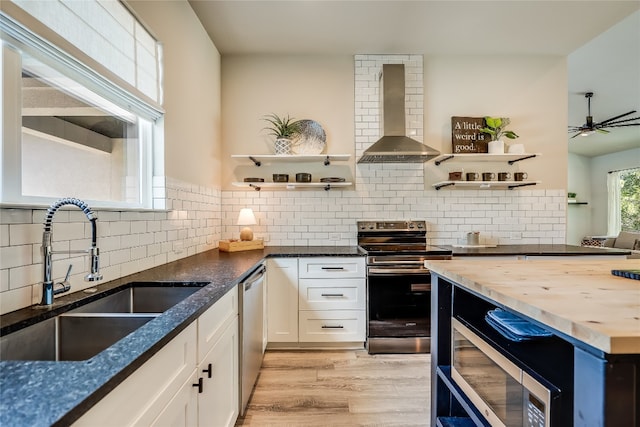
[{"xmin": 237, "ymin": 208, "xmax": 257, "ymax": 241}]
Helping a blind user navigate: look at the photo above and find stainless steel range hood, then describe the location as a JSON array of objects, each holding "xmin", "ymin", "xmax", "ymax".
[{"xmin": 358, "ymin": 64, "xmax": 440, "ymax": 163}]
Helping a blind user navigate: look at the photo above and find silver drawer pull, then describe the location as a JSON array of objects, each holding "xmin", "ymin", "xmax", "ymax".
[
  {"xmin": 321, "ymin": 266, "xmax": 345, "ymax": 270},
  {"xmin": 321, "ymin": 325, "xmax": 344, "ymax": 329},
  {"xmin": 321, "ymin": 293, "xmax": 344, "ymax": 297}
]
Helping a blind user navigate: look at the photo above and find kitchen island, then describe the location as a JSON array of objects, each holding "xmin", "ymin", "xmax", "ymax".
[
  {"xmin": 426, "ymin": 258, "xmax": 640, "ymax": 426},
  {"xmin": 444, "ymin": 243, "xmax": 631, "ymax": 258}
]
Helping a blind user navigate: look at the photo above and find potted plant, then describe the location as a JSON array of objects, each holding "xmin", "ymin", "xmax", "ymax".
[
  {"xmin": 480, "ymin": 116, "xmax": 519, "ymax": 154},
  {"xmin": 262, "ymin": 113, "xmax": 302, "ymax": 155}
]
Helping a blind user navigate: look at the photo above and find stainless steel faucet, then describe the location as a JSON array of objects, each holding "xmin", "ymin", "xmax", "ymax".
[{"xmin": 41, "ymin": 198, "xmax": 102, "ymax": 306}]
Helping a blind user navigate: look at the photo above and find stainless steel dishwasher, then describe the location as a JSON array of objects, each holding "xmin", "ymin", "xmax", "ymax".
[{"xmin": 239, "ymin": 263, "xmax": 266, "ymax": 415}]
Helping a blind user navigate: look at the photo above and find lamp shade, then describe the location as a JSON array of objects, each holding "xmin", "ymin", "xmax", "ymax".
[
  {"xmin": 237, "ymin": 208, "xmax": 257, "ymax": 226},
  {"xmin": 237, "ymin": 208, "xmax": 257, "ymax": 241}
]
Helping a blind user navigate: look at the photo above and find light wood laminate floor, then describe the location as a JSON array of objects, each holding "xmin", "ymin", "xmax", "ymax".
[{"xmin": 236, "ymin": 349, "xmax": 430, "ymax": 427}]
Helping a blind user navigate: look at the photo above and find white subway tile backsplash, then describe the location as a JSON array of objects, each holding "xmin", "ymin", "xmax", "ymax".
[{"xmin": 0, "ymin": 178, "xmax": 222, "ymax": 314}]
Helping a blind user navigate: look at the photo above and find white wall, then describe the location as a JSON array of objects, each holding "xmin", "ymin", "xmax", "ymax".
[
  {"xmin": 221, "ymin": 54, "xmax": 569, "ymax": 191},
  {"xmin": 128, "ymin": 0, "xmax": 222, "ymax": 189},
  {"xmin": 221, "ymin": 54, "xmax": 355, "ymax": 188},
  {"xmin": 567, "ymin": 152, "xmax": 593, "ymax": 244},
  {"xmin": 220, "ymin": 54, "xmax": 567, "ymax": 246},
  {"xmin": 423, "ymin": 55, "xmax": 568, "ymax": 190}
]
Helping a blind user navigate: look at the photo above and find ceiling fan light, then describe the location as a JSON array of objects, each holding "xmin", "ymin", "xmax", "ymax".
[{"xmin": 580, "ymin": 130, "xmax": 594, "ymax": 137}]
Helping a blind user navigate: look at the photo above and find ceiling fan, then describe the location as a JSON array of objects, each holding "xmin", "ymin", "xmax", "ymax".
[{"xmin": 568, "ymin": 92, "xmax": 640, "ymax": 138}]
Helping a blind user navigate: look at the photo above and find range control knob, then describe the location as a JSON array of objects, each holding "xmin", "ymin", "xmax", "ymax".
[
  {"xmin": 417, "ymin": 223, "xmax": 424, "ymax": 228},
  {"xmin": 408, "ymin": 223, "xmax": 415, "ymax": 229}
]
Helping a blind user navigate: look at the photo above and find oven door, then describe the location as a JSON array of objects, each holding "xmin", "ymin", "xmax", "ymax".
[
  {"xmin": 367, "ymin": 266, "xmax": 431, "ymax": 354},
  {"xmin": 451, "ymin": 318, "xmax": 553, "ymax": 427}
]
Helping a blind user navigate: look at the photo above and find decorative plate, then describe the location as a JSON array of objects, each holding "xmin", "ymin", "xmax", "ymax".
[{"xmin": 291, "ymin": 120, "xmax": 326, "ymax": 154}]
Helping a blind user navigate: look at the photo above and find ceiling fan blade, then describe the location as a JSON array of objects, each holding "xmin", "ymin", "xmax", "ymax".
[
  {"xmin": 600, "ymin": 116, "xmax": 640, "ymax": 126},
  {"xmin": 570, "ymin": 132, "xmax": 583, "ymax": 139},
  {"xmin": 603, "ymin": 123, "xmax": 640, "ymax": 128},
  {"xmin": 597, "ymin": 110, "xmax": 637, "ymax": 126},
  {"xmin": 595, "ymin": 128, "xmax": 610, "ymax": 134}
]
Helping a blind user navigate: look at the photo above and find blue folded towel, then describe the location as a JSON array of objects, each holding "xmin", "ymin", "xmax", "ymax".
[{"xmin": 485, "ymin": 308, "xmax": 552, "ymax": 342}]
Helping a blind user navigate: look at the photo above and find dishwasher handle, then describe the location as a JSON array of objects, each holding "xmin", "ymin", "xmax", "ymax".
[{"xmin": 243, "ymin": 265, "xmax": 265, "ymax": 292}]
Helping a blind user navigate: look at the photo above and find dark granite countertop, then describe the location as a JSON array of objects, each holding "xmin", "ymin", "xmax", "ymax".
[
  {"xmin": 445, "ymin": 244, "xmax": 631, "ymax": 257},
  {"xmin": 0, "ymin": 246, "xmax": 364, "ymax": 427}
]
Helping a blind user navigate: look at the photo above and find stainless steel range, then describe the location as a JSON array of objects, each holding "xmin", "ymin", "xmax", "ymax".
[{"xmin": 357, "ymin": 220, "xmax": 452, "ymax": 354}]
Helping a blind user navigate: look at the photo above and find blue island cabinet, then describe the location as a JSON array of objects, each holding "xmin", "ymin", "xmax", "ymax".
[{"xmin": 430, "ymin": 272, "xmax": 640, "ymax": 427}]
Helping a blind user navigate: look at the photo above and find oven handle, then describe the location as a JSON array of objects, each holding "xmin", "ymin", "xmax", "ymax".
[
  {"xmin": 368, "ymin": 260, "xmax": 426, "ymax": 265},
  {"xmin": 368, "ymin": 268, "xmax": 430, "ymax": 275}
]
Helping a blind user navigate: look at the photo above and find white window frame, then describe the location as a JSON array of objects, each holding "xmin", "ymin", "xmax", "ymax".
[
  {"xmin": 607, "ymin": 167, "xmax": 640, "ymax": 236},
  {"xmin": 0, "ymin": 11, "xmax": 164, "ymax": 210}
]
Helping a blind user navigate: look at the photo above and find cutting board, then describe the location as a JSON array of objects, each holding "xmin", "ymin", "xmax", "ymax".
[{"xmin": 218, "ymin": 239, "xmax": 264, "ymax": 252}]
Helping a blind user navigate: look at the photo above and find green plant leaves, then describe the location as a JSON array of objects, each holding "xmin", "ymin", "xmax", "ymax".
[
  {"xmin": 485, "ymin": 117, "xmax": 502, "ymax": 129},
  {"xmin": 262, "ymin": 113, "xmax": 302, "ymax": 138},
  {"xmin": 480, "ymin": 116, "xmax": 519, "ymax": 141}
]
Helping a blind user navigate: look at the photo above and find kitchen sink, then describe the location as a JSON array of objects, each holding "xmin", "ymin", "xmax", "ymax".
[
  {"xmin": 68, "ymin": 285, "xmax": 202, "ymax": 314},
  {"xmin": 0, "ymin": 283, "xmax": 205, "ymax": 361},
  {"xmin": 0, "ymin": 313, "xmax": 156, "ymax": 361}
]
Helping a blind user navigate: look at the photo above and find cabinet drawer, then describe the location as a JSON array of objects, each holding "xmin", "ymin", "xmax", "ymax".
[
  {"xmin": 198, "ymin": 286, "xmax": 238, "ymax": 361},
  {"xmin": 298, "ymin": 279, "xmax": 365, "ymax": 310},
  {"xmin": 298, "ymin": 257, "xmax": 365, "ymax": 279},
  {"xmin": 299, "ymin": 310, "xmax": 365, "ymax": 342}
]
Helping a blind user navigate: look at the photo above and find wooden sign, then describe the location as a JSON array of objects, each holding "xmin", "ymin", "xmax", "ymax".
[{"xmin": 451, "ymin": 117, "xmax": 489, "ymax": 153}]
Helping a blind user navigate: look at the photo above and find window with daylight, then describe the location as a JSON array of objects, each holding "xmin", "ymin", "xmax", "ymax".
[
  {"xmin": 607, "ymin": 167, "xmax": 640, "ymax": 235},
  {"xmin": 1, "ymin": 11, "xmax": 163, "ymax": 209}
]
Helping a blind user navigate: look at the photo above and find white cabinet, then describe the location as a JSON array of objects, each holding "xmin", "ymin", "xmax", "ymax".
[
  {"xmin": 73, "ymin": 322, "xmax": 198, "ymax": 426},
  {"xmin": 197, "ymin": 316, "xmax": 239, "ymax": 427},
  {"xmin": 74, "ymin": 287, "xmax": 240, "ymax": 427},
  {"xmin": 151, "ymin": 372, "xmax": 198, "ymax": 427},
  {"xmin": 266, "ymin": 258, "xmax": 299, "ymax": 343},
  {"xmin": 266, "ymin": 256, "xmax": 366, "ymax": 346},
  {"xmin": 298, "ymin": 258, "xmax": 366, "ymax": 343}
]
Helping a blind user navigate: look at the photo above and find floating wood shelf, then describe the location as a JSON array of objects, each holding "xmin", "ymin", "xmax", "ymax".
[
  {"xmin": 432, "ymin": 153, "xmax": 541, "ymax": 166},
  {"xmin": 432, "ymin": 180, "xmax": 540, "ymax": 190},
  {"xmin": 232, "ymin": 182, "xmax": 352, "ymax": 191},
  {"xmin": 232, "ymin": 154, "xmax": 350, "ymax": 166}
]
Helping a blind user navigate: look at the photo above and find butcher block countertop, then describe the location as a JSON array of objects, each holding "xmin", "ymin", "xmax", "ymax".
[{"xmin": 426, "ymin": 258, "xmax": 640, "ymax": 355}]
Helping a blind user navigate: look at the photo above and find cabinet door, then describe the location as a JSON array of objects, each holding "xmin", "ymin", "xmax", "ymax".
[
  {"xmin": 266, "ymin": 258, "xmax": 299, "ymax": 342},
  {"xmin": 150, "ymin": 372, "xmax": 198, "ymax": 427},
  {"xmin": 73, "ymin": 322, "xmax": 197, "ymax": 426},
  {"xmin": 198, "ymin": 285, "xmax": 238, "ymax": 361},
  {"xmin": 198, "ymin": 316, "xmax": 239, "ymax": 427}
]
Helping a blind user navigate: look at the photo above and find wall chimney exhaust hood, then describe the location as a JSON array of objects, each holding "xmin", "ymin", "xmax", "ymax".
[{"xmin": 358, "ymin": 64, "xmax": 440, "ymax": 163}]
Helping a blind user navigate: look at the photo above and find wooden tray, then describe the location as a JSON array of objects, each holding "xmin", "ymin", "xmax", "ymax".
[{"xmin": 218, "ymin": 239, "xmax": 264, "ymax": 252}]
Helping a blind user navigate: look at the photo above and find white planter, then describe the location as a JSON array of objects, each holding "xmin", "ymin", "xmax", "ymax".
[
  {"xmin": 274, "ymin": 137, "xmax": 292, "ymax": 155},
  {"xmin": 488, "ymin": 140, "xmax": 505, "ymax": 154}
]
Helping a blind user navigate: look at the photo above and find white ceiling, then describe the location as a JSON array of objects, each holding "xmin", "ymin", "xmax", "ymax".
[{"xmin": 188, "ymin": 0, "xmax": 640, "ymax": 157}]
